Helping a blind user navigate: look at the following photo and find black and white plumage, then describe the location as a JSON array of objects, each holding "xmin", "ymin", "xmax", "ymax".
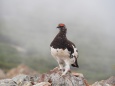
[{"xmin": 50, "ymin": 23, "xmax": 79, "ymax": 76}]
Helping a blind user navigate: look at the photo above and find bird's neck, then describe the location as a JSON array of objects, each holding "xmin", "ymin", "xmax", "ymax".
[
  {"xmin": 58, "ymin": 30, "xmax": 67, "ymax": 38},
  {"xmin": 58, "ymin": 27, "xmax": 67, "ymax": 37}
]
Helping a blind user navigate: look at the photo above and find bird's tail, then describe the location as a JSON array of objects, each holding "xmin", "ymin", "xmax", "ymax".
[{"xmin": 71, "ymin": 58, "xmax": 79, "ymax": 68}]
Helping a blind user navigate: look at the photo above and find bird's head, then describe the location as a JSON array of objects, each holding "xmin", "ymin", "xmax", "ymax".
[
  {"xmin": 57, "ymin": 23, "xmax": 65, "ymax": 28},
  {"xmin": 57, "ymin": 23, "xmax": 67, "ymax": 33}
]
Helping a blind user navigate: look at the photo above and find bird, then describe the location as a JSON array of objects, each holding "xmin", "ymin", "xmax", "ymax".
[{"xmin": 50, "ymin": 23, "xmax": 79, "ymax": 76}]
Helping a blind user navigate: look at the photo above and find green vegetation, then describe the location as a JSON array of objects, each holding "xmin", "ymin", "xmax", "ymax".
[
  {"xmin": 0, "ymin": 42, "xmax": 56, "ymax": 73},
  {"xmin": 0, "ymin": 42, "xmax": 22, "ymax": 71},
  {"xmin": 23, "ymin": 57, "xmax": 57, "ymax": 73}
]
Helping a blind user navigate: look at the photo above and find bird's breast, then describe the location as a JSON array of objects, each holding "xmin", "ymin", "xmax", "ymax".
[{"xmin": 51, "ymin": 47, "xmax": 70, "ymax": 58}]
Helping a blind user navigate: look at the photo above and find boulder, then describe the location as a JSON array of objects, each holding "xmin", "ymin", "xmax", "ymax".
[
  {"xmin": 0, "ymin": 79, "xmax": 17, "ymax": 86},
  {"xmin": 0, "ymin": 66, "xmax": 114, "ymax": 86},
  {"xmin": 91, "ymin": 76, "xmax": 115, "ymax": 86},
  {"xmin": 105, "ymin": 76, "xmax": 115, "ymax": 85},
  {"xmin": 0, "ymin": 69, "xmax": 6, "ymax": 79},
  {"xmin": 0, "ymin": 74, "xmax": 39, "ymax": 86},
  {"xmin": 6, "ymin": 64, "xmax": 39, "ymax": 78},
  {"xmin": 38, "ymin": 67, "xmax": 88, "ymax": 86},
  {"xmin": 0, "ymin": 67, "xmax": 88, "ymax": 86},
  {"xmin": 12, "ymin": 74, "xmax": 38, "ymax": 86}
]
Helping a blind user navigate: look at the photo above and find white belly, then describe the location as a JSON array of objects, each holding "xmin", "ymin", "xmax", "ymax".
[
  {"xmin": 50, "ymin": 47, "xmax": 77, "ymax": 64},
  {"xmin": 51, "ymin": 47, "xmax": 70, "ymax": 59}
]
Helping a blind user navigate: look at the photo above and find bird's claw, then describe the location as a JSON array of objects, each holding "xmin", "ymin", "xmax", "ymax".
[{"xmin": 59, "ymin": 68, "xmax": 65, "ymax": 72}]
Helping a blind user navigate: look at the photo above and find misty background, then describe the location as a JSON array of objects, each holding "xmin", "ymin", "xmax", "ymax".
[{"xmin": 0, "ymin": 0, "xmax": 115, "ymax": 83}]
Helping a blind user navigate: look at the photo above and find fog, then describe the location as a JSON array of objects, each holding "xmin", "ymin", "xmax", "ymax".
[{"xmin": 0, "ymin": 0, "xmax": 115, "ymax": 82}]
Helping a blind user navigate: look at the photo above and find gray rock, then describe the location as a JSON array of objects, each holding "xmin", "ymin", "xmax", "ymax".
[
  {"xmin": 105, "ymin": 76, "xmax": 115, "ymax": 85},
  {"xmin": 33, "ymin": 82, "xmax": 51, "ymax": 86},
  {"xmin": 0, "ymin": 74, "xmax": 39, "ymax": 86},
  {"xmin": 12, "ymin": 74, "xmax": 31, "ymax": 86},
  {"xmin": 12, "ymin": 74, "xmax": 39, "ymax": 86},
  {"xmin": 91, "ymin": 76, "xmax": 115, "ymax": 86},
  {"xmin": 38, "ymin": 67, "xmax": 86, "ymax": 86},
  {"xmin": 0, "ymin": 69, "xmax": 6, "ymax": 79},
  {"xmin": 0, "ymin": 79, "xmax": 17, "ymax": 86},
  {"xmin": 1, "ymin": 67, "xmax": 114, "ymax": 86}
]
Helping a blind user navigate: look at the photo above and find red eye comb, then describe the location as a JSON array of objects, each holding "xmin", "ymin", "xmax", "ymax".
[{"xmin": 58, "ymin": 23, "xmax": 65, "ymax": 27}]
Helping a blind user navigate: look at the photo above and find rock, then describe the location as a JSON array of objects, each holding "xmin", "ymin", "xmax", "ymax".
[
  {"xmin": 0, "ymin": 66, "xmax": 114, "ymax": 86},
  {"xmin": 0, "ymin": 67, "xmax": 87, "ymax": 86},
  {"xmin": 38, "ymin": 67, "xmax": 87, "ymax": 86},
  {"xmin": 12, "ymin": 74, "xmax": 39, "ymax": 86},
  {"xmin": 91, "ymin": 76, "xmax": 115, "ymax": 86},
  {"xmin": 12, "ymin": 74, "xmax": 33, "ymax": 86},
  {"xmin": 105, "ymin": 76, "xmax": 115, "ymax": 85},
  {"xmin": 0, "ymin": 74, "xmax": 39, "ymax": 86},
  {"xmin": 72, "ymin": 72, "xmax": 84, "ymax": 78},
  {"xmin": 6, "ymin": 64, "xmax": 39, "ymax": 78},
  {"xmin": 0, "ymin": 69, "xmax": 6, "ymax": 79},
  {"xmin": 0, "ymin": 79, "xmax": 17, "ymax": 86},
  {"xmin": 91, "ymin": 81, "xmax": 111, "ymax": 86},
  {"xmin": 33, "ymin": 82, "xmax": 51, "ymax": 86}
]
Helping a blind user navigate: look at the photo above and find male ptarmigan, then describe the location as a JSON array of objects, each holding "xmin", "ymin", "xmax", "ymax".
[{"xmin": 50, "ymin": 23, "xmax": 79, "ymax": 76}]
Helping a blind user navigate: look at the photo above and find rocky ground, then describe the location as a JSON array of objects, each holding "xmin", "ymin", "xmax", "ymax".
[{"xmin": 0, "ymin": 64, "xmax": 115, "ymax": 86}]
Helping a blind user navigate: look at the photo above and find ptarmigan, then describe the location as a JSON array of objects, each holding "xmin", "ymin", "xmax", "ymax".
[{"xmin": 50, "ymin": 23, "xmax": 79, "ymax": 76}]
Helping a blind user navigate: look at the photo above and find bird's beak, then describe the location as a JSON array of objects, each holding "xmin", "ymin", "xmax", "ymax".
[{"xmin": 57, "ymin": 26, "xmax": 59, "ymax": 28}]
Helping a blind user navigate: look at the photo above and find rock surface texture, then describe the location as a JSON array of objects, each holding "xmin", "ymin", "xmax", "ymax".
[
  {"xmin": 0, "ymin": 65, "xmax": 114, "ymax": 86},
  {"xmin": 91, "ymin": 76, "xmax": 115, "ymax": 86},
  {"xmin": 38, "ymin": 67, "xmax": 87, "ymax": 86},
  {"xmin": 0, "ymin": 69, "xmax": 6, "ymax": 79},
  {"xmin": 0, "ymin": 67, "xmax": 87, "ymax": 86},
  {"xmin": 6, "ymin": 64, "xmax": 39, "ymax": 78}
]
